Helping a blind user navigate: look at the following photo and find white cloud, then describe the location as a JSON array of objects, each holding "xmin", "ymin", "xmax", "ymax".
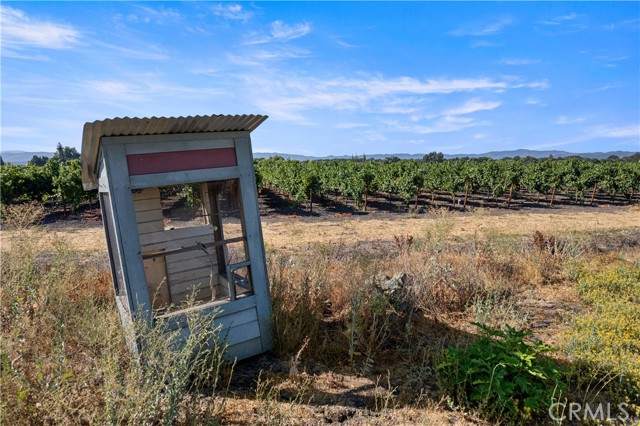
[
  {"xmin": 590, "ymin": 125, "xmax": 640, "ymax": 139},
  {"xmin": 555, "ymin": 115, "xmax": 586, "ymax": 125},
  {"xmin": 228, "ymin": 46, "xmax": 311, "ymax": 66},
  {"xmin": 537, "ymin": 13, "xmax": 588, "ymax": 34},
  {"xmin": 270, "ymin": 20, "xmax": 311, "ymax": 41},
  {"xmin": 336, "ymin": 123, "xmax": 370, "ymax": 129},
  {"xmin": 525, "ymin": 97, "xmax": 545, "ymax": 106},
  {"xmin": 1, "ymin": 6, "xmax": 80, "ymax": 50},
  {"xmin": 539, "ymin": 13, "xmax": 580, "ymax": 26},
  {"xmin": 389, "ymin": 116, "xmax": 489, "ymax": 135},
  {"xmin": 243, "ymin": 20, "xmax": 311, "ymax": 47},
  {"xmin": 532, "ymin": 124, "xmax": 640, "ymax": 149},
  {"xmin": 450, "ymin": 17, "xmax": 512, "ymax": 36},
  {"xmin": 0, "ymin": 126, "xmax": 41, "ymax": 138},
  {"xmin": 440, "ymin": 98, "xmax": 501, "ymax": 116},
  {"xmin": 86, "ymin": 80, "xmax": 143, "ymax": 103},
  {"xmin": 590, "ymin": 84, "xmax": 622, "ymax": 92},
  {"xmin": 499, "ymin": 58, "xmax": 540, "ymax": 65},
  {"xmin": 213, "ymin": 4, "xmax": 253, "ymax": 21},
  {"xmin": 470, "ymin": 40, "xmax": 498, "ymax": 48},
  {"xmin": 603, "ymin": 18, "xmax": 640, "ymax": 31},
  {"xmin": 241, "ymin": 72, "xmax": 548, "ymax": 125},
  {"xmin": 94, "ymin": 41, "xmax": 169, "ymax": 61}
]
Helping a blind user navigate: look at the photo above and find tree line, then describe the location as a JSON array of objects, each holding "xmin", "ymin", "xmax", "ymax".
[
  {"xmin": 0, "ymin": 144, "xmax": 97, "ymax": 214},
  {"xmin": 255, "ymin": 154, "xmax": 640, "ymax": 211},
  {"xmin": 2, "ymin": 146, "xmax": 638, "ymax": 215}
]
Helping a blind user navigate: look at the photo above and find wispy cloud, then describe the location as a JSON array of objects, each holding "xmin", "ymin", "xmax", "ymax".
[
  {"xmin": 1, "ymin": 6, "xmax": 80, "ymax": 51},
  {"xmin": 228, "ymin": 46, "xmax": 311, "ymax": 66},
  {"xmin": 244, "ymin": 20, "xmax": 311, "ymax": 46},
  {"xmin": 450, "ymin": 17, "xmax": 512, "ymax": 36},
  {"xmin": 400, "ymin": 99, "xmax": 500, "ymax": 135},
  {"xmin": 119, "ymin": 5, "xmax": 181, "ymax": 25},
  {"xmin": 589, "ymin": 124, "xmax": 640, "ymax": 139},
  {"xmin": 499, "ymin": 57, "xmax": 540, "ymax": 65},
  {"xmin": 603, "ymin": 18, "xmax": 640, "ymax": 31},
  {"xmin": 213, "ymin": 3, "xmax": 253, "ymax": 21},
  {"xmin": 241, "ymin": 72, "xmax": 547, "ymax": 123},
  {"xmin": 0, "ymin": 126, "xmax": 42, "ymax": 138},
  {"xmin": 94, "ymin": 40, "xmax": 169, "ymax": 61},
  {"xmin": 539, "ymin": 13, "xmax": 580, "ymax": 26},
  {"xmin": 538, "ymin": 13, "xmax": 588, "ymax": 34},
  {"xmin": 470, "ymin": 40, "xmax": 499, "ymax": 49},
  {"xmin": 555, "ymin": 115, "xmax": 586, "ymax": 125},
  {"xmin": 387, "ymin": 115, "xmax": 489, "ymax": 135},
  {"xmin": 532, "ymin": 124, "xmax": 640, "ymax": 149},
  {"xmin": 594, "ymin": 54, "xmax": 629, "ymax": 68},
  {"xmin": 590, "ymin": 84, "xmax": 622, "ymax": 93},
  {"xmin": 440, "ymin": 98, "xmax": 501, "ymax": 116},
  {"xmin": 525, "ymin": 97, "xmax": 545, "ymax": 106},
  {"xmin": 336, "ymin": 122, "xmax": 370, "ymax": 129},
  {"xmin": 86, "ymin": 80, "xmax": 144, "ymax": 103},
  {"xmin": 271, "ymin": 20, "xmax": 311, "ymax": 41}
]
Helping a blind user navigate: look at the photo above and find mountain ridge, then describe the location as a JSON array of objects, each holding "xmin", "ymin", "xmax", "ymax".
[{"xmin": 1, "ymin": 149, "xmax": 637, "ymax": 165}]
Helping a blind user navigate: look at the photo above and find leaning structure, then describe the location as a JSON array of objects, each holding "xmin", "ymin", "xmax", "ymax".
[{"xmin": 81, "ymin": 114, "xmax": 272, "ymax": 360}]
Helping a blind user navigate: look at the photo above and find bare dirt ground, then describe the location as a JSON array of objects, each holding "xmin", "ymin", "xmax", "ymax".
[
  {"xmin": 3, "ymin": 202, "xmax": 639, "ymax": 255},
  {"xmin": 2, "ymin": 194, "xmax": 639, "ymax": 425}
]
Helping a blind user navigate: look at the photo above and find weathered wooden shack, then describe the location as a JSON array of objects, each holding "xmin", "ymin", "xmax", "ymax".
[{"xmin": 80, "ymin": 114, "xmax": 272, "ymax": 360}]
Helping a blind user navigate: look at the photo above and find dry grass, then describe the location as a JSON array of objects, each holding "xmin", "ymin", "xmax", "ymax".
[{"xmin": 1, "ymin": 203, "xmax": 639, "ymax": 425}]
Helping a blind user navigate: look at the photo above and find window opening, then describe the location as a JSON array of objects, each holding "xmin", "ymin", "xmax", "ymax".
[{"xmin": 133, "ymin": 179, "xmax": 253, "ymax": 316}]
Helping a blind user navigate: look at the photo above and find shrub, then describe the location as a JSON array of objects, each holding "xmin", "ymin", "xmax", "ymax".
[
  {"xmin": 0, "ymin": 222, "xmax": 229, "ymax": 425},
  {"xmin": 564, "ymin": 263, "xmax": 640, "ymax": 416},
  {"xmin": 437, "ymin": 322, "xmax": 566, "ymax": 423}
]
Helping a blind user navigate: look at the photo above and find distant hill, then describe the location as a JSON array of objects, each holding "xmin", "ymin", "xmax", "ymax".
[
  {"xmin": 447, "ymin": 149, "xmax": 638, "ymax": 160},
  {"xmin": 254, "ymin": 149, "xmax": 638, "ymax": 161},
  {"xmin": 2, "ymin": 149, "xmax": 637, "ymax": 165},
  {"xmin": 1, "ymin": 151, "xmax": 54, "ymax": 165}
]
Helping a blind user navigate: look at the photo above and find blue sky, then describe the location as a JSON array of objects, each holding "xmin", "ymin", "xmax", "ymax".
[{"xmin": 1, "ymin": 1, "xmax": 639, "ymax": 156}]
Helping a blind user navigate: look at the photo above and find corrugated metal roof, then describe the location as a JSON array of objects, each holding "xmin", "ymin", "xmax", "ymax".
[{"xmin": 81, "ymin": 114, "xmax": 267, "ymax": 190}]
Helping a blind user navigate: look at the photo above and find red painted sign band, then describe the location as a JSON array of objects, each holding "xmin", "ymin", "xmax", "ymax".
[{"xmin": 127, "ymin": 147, "xmax": 237, "ymax": 176}]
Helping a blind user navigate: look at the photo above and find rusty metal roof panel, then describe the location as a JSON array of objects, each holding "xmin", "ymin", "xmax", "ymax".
[{"xmin": 81, "ymin": 114, "xmax": 268, "ymax": 190}]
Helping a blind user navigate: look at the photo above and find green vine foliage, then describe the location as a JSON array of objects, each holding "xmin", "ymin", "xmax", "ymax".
[{"xmin": 437, "ymin": 322, "xmax": 567, "ymax": 423}]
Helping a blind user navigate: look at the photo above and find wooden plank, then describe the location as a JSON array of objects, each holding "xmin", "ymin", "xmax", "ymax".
[
  {"xmin": 102, "ymin": 143, "xmax": 153, "ymax": 320},
  {"xmin": 235, "ymin": 136, "xmax": 272, "ymax": 351},
  {"xmin": 129, "ymin": 166, "xmax": 240, "ymax": 190},
  {"xmin": 169, "ymin": 268, "xmax": 212, "ymax": 287},
  {"xmin": 144, "ymin": 257, "xmax": 170, "ymax": 309},
  {"xmin": 224, "ymin": 320, "xmax": 261, "ymax": 346},
  {"xmin": 163, "ymin": 315, "xmax": 260, "ymax": 347},
  {"xmin": 226, "ymin": 337, "xmax": 263, "ymax": 361},
  {"xmin": 161, "ymin": 305, "xmax": 256, "ymax": 334},
  {"xmin": 132, "ymin": 187, "xmax": 161, "ymax": 202},
  {"xmin": 125, "ymin": 138, "xmax": 235, "ymax": 155},
  {"xmin": 166, "ymin": 255, "xmax": 214, "ymax": 274},
  {"xmin": 170, "ymin": 283, "xmax": 229, "ymax": 305},
  {"xmin": 142, "ymin": 236, "xmax": 244, "ymax": 261},
  {"xmin": 141, "ymin": 234, "xmax": 215, "ymax": 253},
  {"xmin": 131, "ymin": 187, "xmax": 170, "ymax": 309},
  {"xmin": 134, "ymin": 198, "xmax": 163, "ymax": 213},
  {"xmin": 103, "ymin": 132, "xmax": 247, "ymax": 147},
  {"xmin": 171, "ymin": 286, "xmax": 213, "ymax": 306},
  {"xmin": 127, "ymin": 147, "xmax": 237, "ymax": 176},
  {"xmin": 140, "ymin": 225, "xmax": 214, "ymax": 246},
  {"xmin": 137, "ymin": 221, "xmax": 164, "ymax": 235},
  {"xmin": 156, "ymin": 295, "xmax": 257, "ymax": 327},
  {"xmin": 135, "ymin": 209, "xmax": 164, "ymax": 224},
  {"xmin": 166, "ymin": 248, "xmax": 214, "ymax": 263}
]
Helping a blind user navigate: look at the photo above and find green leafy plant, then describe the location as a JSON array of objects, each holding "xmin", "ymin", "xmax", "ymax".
[
  {"xmin": 437, "ymin": 322, "xmax": 566, "ymax": 423},
  {"xmin": 564, "ymin": 263, "xmax": 640, "ymax": 417}
]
